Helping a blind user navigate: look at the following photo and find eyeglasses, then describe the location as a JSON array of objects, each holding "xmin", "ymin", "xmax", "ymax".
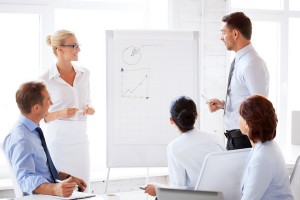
[{"xmin": 60, "ymin": 44, "xmax": 80, "ymax": 49}]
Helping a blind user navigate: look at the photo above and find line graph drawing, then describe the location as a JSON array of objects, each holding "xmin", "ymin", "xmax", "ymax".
[{"xmin": 120, "ymin": 67, "xmax": 150, "ymax": 99}]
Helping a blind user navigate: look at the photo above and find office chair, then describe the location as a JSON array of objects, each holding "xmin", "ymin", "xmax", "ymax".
[
  {"xmin": 195, "ymin": 148, "xmax": 251, "ymax": 200},
  {"xmin": 0, "ymin": 142, "xmax": 24, "ymax": 197},
  {"xmin": 157, "ymin": 187, "xmax": 224, "ymax": 200},
  {"xmin": 290, "ymin": 155, "xmax": 300, "ymax": 200}
]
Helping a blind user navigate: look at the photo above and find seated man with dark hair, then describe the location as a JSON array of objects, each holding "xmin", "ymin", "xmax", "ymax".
[{"xmin": 3, "ymin": 81, "xmax": 87, "ymax": 197}]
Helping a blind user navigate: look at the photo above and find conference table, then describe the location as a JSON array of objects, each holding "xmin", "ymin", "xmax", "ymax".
[{"xmin": 10, "ymin": 191, "xmax": 156, "ymax": 200}]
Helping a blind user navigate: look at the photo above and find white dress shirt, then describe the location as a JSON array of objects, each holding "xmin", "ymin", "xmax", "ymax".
[
  {"xmin": 167, "ymin": 128, "xmax": 224, "ymax": 189},
  {"xmin": 39, "ymin": 64, "xmax": 92, "ymax": 121},
  {"xmin": 241, "ymin": 141, "xmax": 294, "ymax": 200},
  {"xmin": 225, "ymin": 44, "xmax": 269, "ymax": 130}
]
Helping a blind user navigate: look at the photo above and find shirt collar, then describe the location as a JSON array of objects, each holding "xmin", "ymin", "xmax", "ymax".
[
  {"xmin": 48, "ymin": 65, "xmax": 60, "ymax": 80},
  {"xmin": 182, "ymin": 128, "xmax": 198, "ymax": 136},
  {"xmin": 253, "ymin": 140, "xmax": 264, "ymax": 151},
  {"xmin": 48, "ymin": 64, "xmax": 85, "ymax": 80},
  {"xmin": 18, "ymin": 114, "xmax": 39, "ymax": 132},
  {"xmin": 235, "ymin": 43, "xmax": 253, "ymax": 61}
]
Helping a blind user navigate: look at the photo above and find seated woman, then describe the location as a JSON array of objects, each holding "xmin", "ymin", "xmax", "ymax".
[
  {"xmin": 145, "ymin": 96, "xmax": 224, "ymax": 196},
  {"xmin": 239, "ymin": 95, "xmax": 293, "ymax": 200}
]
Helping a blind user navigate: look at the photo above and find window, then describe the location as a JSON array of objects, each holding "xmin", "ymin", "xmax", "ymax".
[
  {"xmin": 0, "ymin": 12, "xmax": 41, "ymax": 178},
  {"xmin": 231, "ymin": 0, "xmax": 283, "ymax": 10},
  {"xmin": 251, "ymin": 21, "xmax": 280, "ymax": 109},
  {"xmin": 288, "ymin": 18, "xmax": 300, "ymax": 111},
  {"xmin": 290, "ymin": 0, "xmax": 300, "ymax": 11},
  {"xmin": 288, "ymin": 18, "xmax": 300, "ymax": 148},
  {"xmin": 0, "ymin": 12, "xmax": 40, "ymax": 138}
]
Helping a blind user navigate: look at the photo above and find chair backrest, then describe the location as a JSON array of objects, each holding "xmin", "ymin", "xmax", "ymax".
[
  {"xmin": 156, "ymin": 187, "xmax": 224, "ymax": 200},
  {"xmin": 0, "ymin": 142, "xmax": 24, "ymax": 197},
  {"xmin": 194, "ymin": 148, "xmax": 251, "ymax": 200},
  {"xmin": 290, "ymin": 156, "xmax": 300, "ymax": 199}
]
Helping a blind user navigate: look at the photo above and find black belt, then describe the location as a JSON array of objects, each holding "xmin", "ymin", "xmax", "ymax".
[{"xmin": 224, "ymin": 129, "xmax": 242, "ymax": 138}]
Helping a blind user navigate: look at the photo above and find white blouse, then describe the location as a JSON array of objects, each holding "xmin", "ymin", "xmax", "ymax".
[
  {"xmin": 241, "ymin": 141, "xmax": 293, "ymax": 200},
  {"xmin": 167, "ymin": 128, "xmax": 224, "ymax": 189},
  {"xmin": 39, "ymin": 64, "xmax": 92, "ymax": 121}
]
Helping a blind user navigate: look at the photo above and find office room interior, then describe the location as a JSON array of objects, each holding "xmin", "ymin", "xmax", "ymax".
[{"xmin": 1, "ymin": 0, "xmax": 300, "ymax": 198}]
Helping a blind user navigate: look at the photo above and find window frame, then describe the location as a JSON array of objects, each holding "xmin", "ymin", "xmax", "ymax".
[{"xmin": 0, "ymin": 4, "xmax": 51, "ymax": 179}]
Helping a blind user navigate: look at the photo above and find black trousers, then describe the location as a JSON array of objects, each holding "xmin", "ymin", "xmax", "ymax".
[{"xmin": 224, "ymin": 129, "xmax": 252, "ymax": 150}]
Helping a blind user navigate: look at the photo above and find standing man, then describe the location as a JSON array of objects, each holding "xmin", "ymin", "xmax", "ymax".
[
  {"xmin": 3, "ymin": 81, "xmax": 87, "ymax": 196},
  {"xmin": 207, "ymin": 12, "xmax": 269, "ymax": 150}
]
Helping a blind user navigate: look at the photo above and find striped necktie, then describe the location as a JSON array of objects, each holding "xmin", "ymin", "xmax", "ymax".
[{"xmin": 224, "ymin": 59, "xmax": 235, "ymax": 113}]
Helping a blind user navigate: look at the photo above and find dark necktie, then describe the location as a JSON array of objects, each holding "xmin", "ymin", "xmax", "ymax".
[
  {"xmin": 36, "ymin": 127, "xmax": 60, "ymax": 182},
  {"xmin": 224, "ymin": 59, "xmax": 235, "ymax": 113}
]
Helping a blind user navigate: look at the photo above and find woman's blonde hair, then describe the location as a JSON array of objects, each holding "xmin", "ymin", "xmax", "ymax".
[{"xmin": 46, "ymin": 29, "xmax": 75, "ymax": 56}]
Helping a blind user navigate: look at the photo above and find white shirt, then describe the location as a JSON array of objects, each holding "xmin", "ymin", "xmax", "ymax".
[
  {"xmin": 225, "ymin": 44, "xmax": 269, "ymax": 130},
  {"xmin": 241, "ymin": 141, "xmax": 293, "ymax": 200},
  {"xmin": 167, "ymin": 128, "xmax": 224, "ymax": 189},
  {"xmin": 39, "ymin": 65, "xmax": 92, "ymax": 121}
]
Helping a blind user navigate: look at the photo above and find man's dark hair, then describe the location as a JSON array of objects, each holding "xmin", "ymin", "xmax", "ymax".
[
  {"xmin": 222, "ymin": 12, "xmax": 252, "ymax": 40},
  {"xmin": 16, "ymin": 81, "xmax": 46, "ymax": 114}
]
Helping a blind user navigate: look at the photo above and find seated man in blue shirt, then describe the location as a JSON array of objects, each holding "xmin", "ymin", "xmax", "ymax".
[{"xmin": 3, "ymin": 81, "xmax": 87, "ymax": 197}]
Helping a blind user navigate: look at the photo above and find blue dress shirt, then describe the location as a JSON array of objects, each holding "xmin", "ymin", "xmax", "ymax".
[
  {"xmin": 241, "ymin": 141, "xmax": 293, "ymax": 200},
  {"xmin": 3, "ymin": 115, "xmax": 56, "ymax": 195}
]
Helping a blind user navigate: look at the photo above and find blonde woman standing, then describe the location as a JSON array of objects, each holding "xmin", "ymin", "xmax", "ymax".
[{"xmin": 40, "ymin": 30, "xmax": 95, "ymax": 190}]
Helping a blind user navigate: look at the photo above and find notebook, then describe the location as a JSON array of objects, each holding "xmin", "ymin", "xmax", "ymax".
[{"xmin": 156, "ymin": 187, "xmax": 224, "ymax": 200}]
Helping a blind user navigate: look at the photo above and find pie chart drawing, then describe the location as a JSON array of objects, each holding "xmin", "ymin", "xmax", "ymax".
[{"xmin": 122, "ymin": 46, "xmax": 141, "ymax": 65}]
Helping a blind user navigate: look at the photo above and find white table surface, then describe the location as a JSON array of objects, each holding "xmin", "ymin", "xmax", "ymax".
[{"xmin": 10, "ymin": 191, "xmax": 155, "ymax": 200}]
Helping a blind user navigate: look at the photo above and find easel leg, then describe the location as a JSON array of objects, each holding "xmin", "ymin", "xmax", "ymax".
[
  {"xmin": 105, "ymin": 168, "xmax": 110, "ymax": 194},
  {"xmin": 146, "ymin": 167, "xmax": 149, "ymax": 184}
]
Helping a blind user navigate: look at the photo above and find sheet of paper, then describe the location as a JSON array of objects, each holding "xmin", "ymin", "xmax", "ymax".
[{"xmin": 35, "ymin": 192, "xmax": 96, "ymax": 200}]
